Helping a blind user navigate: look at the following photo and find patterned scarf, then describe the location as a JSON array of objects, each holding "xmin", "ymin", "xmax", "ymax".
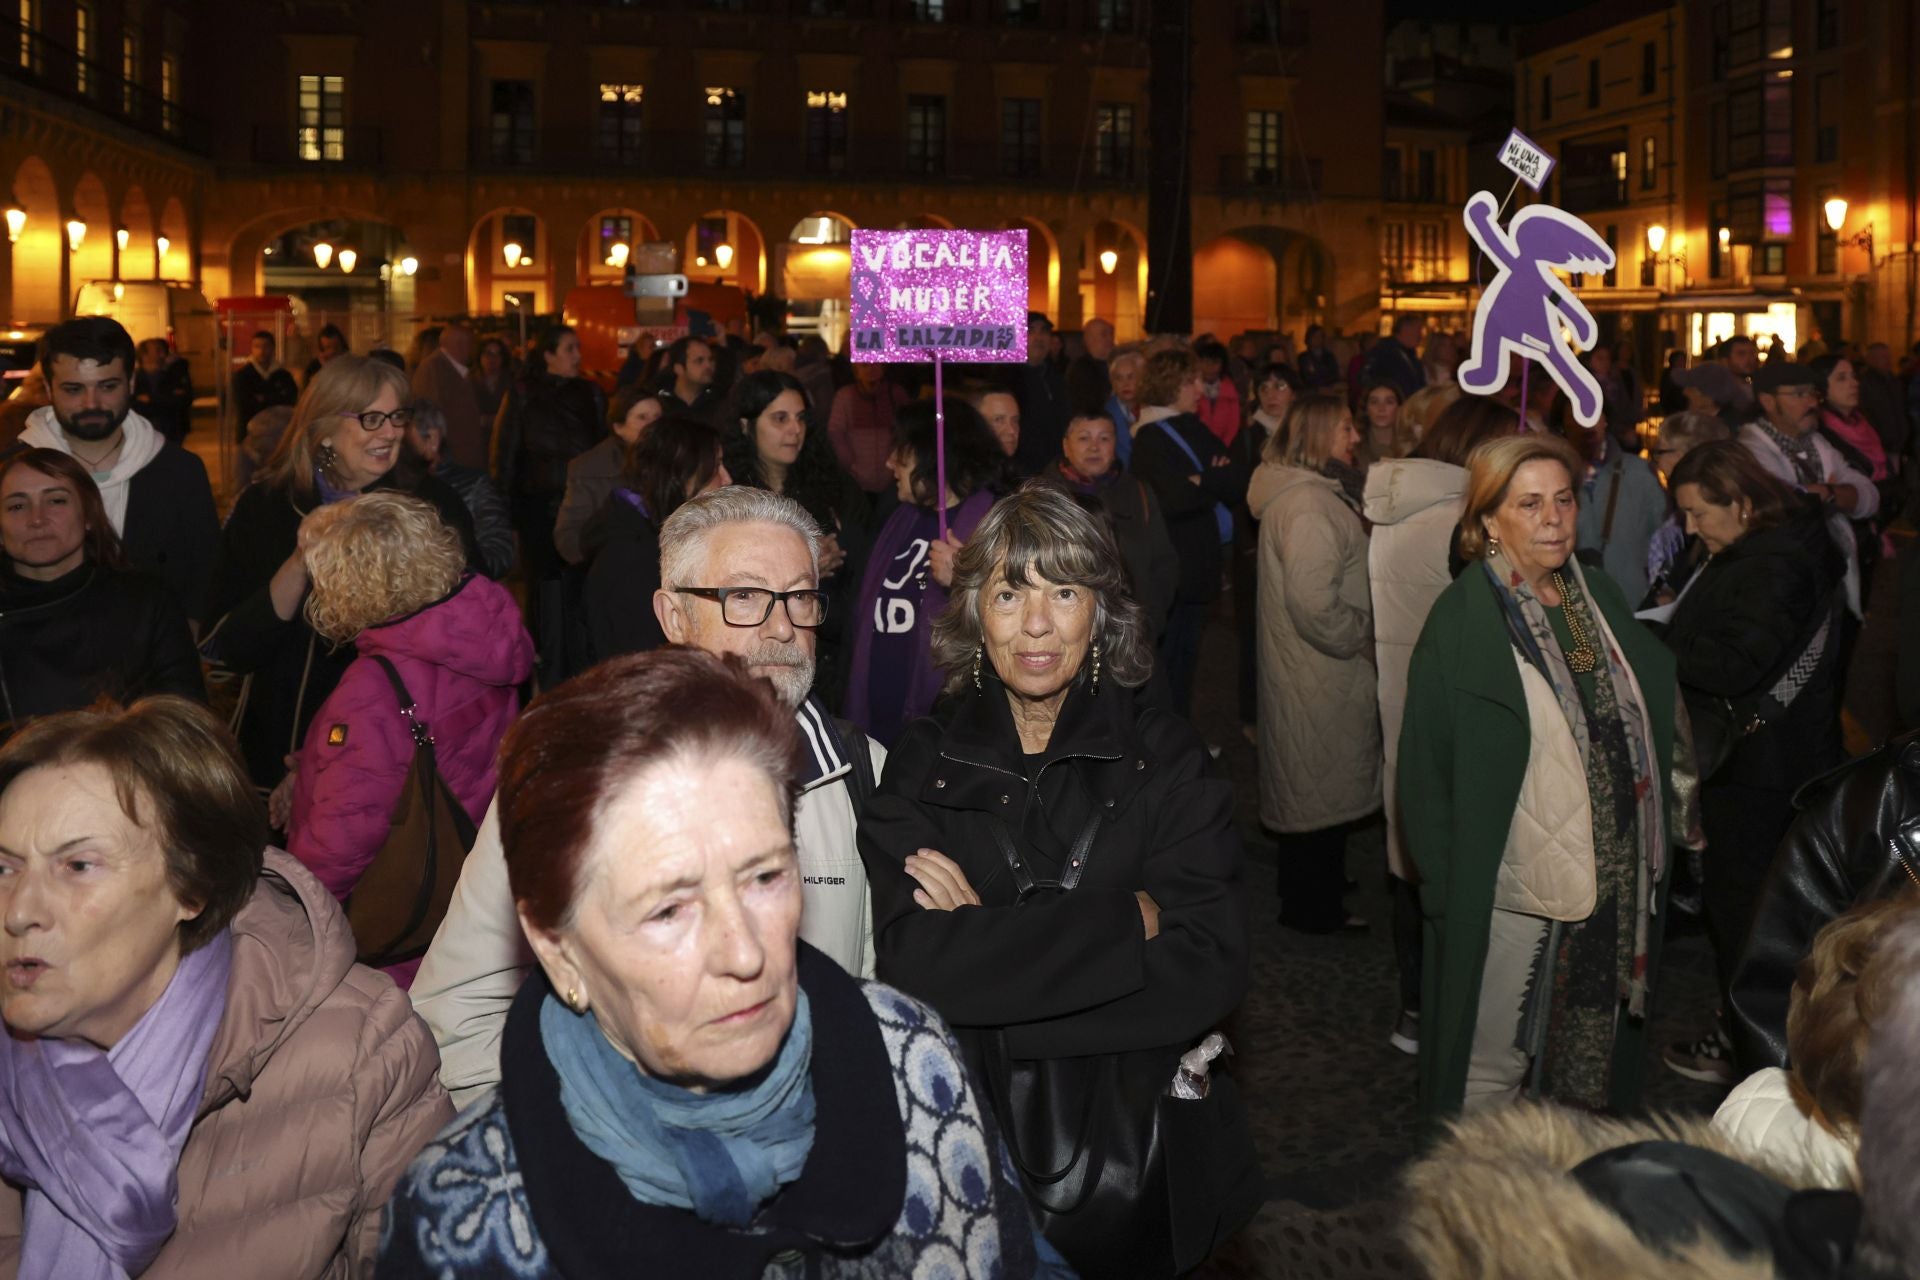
[
  {"xmin": 1755, "ymin": 420, "xmax": 1824, "ymax": 487},
  {"xmin": 1485, "ymin": 553, "xmax": 1666, "ymax": 1108}
]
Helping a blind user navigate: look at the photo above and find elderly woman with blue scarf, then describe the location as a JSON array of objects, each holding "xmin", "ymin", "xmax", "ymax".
[{"xmin": 380, "ymin": 647, "xmax": 1070, "ymax": 1279}]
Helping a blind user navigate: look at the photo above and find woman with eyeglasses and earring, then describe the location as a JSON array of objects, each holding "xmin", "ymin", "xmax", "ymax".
[
  {"xmin": 582, "ymin": 415, "xmax": 731, "ymax": 664},
  {"xmin": 202, "ymin": 354, "xmax": 482, "ymax": 807}
]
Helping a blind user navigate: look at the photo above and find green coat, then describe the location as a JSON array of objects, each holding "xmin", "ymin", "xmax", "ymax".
[{"xmin": 1397, "ymin": 560, "xmax": 1677, "ymax": 1118}]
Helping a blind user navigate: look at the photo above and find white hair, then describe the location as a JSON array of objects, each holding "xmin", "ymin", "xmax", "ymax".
[{"xmin": 657, "ymin": 487, "xmax": 822, "ymax": 590}]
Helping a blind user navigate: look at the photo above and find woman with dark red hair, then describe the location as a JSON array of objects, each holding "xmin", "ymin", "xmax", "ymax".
[{"xmin": 0, "ymin": 447, "xmax": 202, "ymax": 731}]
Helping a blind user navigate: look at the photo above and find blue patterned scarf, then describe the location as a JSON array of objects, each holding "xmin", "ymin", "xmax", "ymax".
[{"xmin": 540, "ymin": 987, "xmax": 816, "ymax": 1226}]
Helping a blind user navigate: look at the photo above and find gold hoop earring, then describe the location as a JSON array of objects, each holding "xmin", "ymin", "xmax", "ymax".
[
  {"xmin": 1090, "ymin": 642, "xmax": 1102, "ymax": 693},
  {"xmin": 971, "ymin": 645, "xmax": 983, "ymax": 691}
]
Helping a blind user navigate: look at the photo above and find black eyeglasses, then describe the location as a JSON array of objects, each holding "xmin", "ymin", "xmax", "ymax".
[
  {"xmin": 675, "ymin": 587, "xmax": 829, "ymax": 628},
  {"xmin": 341, "ymin": 408, "xmax": 415, "ymax": 431}
]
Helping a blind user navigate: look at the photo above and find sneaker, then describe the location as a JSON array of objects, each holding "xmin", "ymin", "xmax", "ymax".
[
  {"xmin": 1389, "ymin": 1011, "xmax": 1420, "ymax": 1056},
  {"xmin": 1662, "ymin": 1028, "xmax": 1736, "ymax": 1084}
]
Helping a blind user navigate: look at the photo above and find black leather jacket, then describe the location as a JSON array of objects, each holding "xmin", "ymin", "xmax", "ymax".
[{"xmin": 1727, "ymin": 729, "xmax": 1920, "ymax": 1073}]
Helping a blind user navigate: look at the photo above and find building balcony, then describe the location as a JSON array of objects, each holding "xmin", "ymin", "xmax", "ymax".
[
  {"xmin": 1214, "ymin": 155, "xmax": 1323, "ymax": 200},
  {"xmin": 248, "ymin": 124, "xmax": 386, "ymax": 170},
  {"xmin": 0, "ymin": 21, "xmax": 209, "ymax": 153}
]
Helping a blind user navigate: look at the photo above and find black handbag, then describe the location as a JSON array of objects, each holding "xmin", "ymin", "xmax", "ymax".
[
  {"xmin": 343, "ymin": 657, "xmax": 480, "ymax": 968},
  {"xmin": 976, "ymin": 814, "xmax": 1265, "ymax": 1276}
]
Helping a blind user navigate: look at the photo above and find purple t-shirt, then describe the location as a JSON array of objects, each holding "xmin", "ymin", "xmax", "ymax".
[{"xmin": 861, "ymin": 504, "xmax": 941, "ymax": 747}]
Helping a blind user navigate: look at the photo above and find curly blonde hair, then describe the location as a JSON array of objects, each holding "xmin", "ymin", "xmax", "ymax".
[{"xmin": 303, "ymin": 491, "xmax": 465, "ymax": 642}]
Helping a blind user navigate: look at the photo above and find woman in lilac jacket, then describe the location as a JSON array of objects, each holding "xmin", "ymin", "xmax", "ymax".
[{"xmin": 287, "ymin": 490, "xmax": 534, "ymax": 988}]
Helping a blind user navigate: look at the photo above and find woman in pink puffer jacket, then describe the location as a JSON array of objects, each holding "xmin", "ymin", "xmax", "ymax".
[{"xmin": 288, "ymin": 490, "xmax": 534, "ymax": 988}]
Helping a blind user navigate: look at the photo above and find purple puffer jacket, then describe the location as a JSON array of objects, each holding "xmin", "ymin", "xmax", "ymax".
[{"xmin": 288, "ymin": 574, "xmax": 534, "ymax": 988}]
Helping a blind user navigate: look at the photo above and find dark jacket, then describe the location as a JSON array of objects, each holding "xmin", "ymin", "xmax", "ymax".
[
  {"xmin": 378, "ymin": 947, "xmax": 1043, "ymax": 1280},
  {"xmin": 492, "ymin": 373, "xmax": 607, "ymax": 502},
  {"xmin": 0, "ymin": 562, "xmax": 204, "ymax": 729},
  {"xmin": 1361, "ymin": 337, "xmax": 1427, "ymax": 400},
  {"xmin": 1297, "ymin": 346, "xmax": 1342, "ymax": 391},
  {"xmin": 200, "ymin": 472, "xmax": 481, "ymax": 788},
  {"xmin": 1044, "ymin": 461, "xmax": 1179, "ymax": 637},
  {"xmin": 1065, "ymin": 353, "xmax": 1112, "ymax": 417},
  {"xmin": 1129, "ymin": 411, "xmax": 1249, "ymax": 603},
  {"xmin": 1014, "ymin": 362, "xmax": 1071, "ymax": 477},
  {"xmin": 1660, "ymin": 506, "xmax": 1844, "ymax": 792},
  {"xmin": 133, "ymin": 357, "xmax": 194, "ymax": 442},
  {"xmin": 1728, "ymin": 730, "xmax": 1920, "ymax": 1073},
  {"xmin": 581, "ymin": 493, "xmax": 664, "ymax": 663},
  {"xmin": 857, "ymin": 675, "xmax": 1248, "ymax": 1063},
  {"xmin": 231, "ymin": 363, "xmax": 299, "ymax": 439}
]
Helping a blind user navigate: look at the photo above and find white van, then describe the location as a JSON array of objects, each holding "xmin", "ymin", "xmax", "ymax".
[{"xmin": 71, "ymin": 280, "xmax": 217, "ymax": 393}]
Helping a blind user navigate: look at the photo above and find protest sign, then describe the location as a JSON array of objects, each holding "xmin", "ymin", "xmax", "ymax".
[
  {"xmin": 1497, "ymin": 128, "xmax": 1556, "ymax": 192},
  {"xmin": 848, "ymin": 229, "xmax": 1029, "ymax": 363}
]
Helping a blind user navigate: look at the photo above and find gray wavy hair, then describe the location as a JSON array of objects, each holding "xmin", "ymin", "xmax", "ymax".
[
  {"xmin": 931, "ymin": 481, "xmax": 1152, "ymax": 697},
  {"xmin": 658, "ymin": 486, "xmax": 822, "ymax": 589}
]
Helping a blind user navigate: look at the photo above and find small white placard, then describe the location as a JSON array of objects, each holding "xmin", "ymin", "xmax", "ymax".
[{"xmin": 1497, "ymin": 128, "xmax": 1556, "ymax": 191}]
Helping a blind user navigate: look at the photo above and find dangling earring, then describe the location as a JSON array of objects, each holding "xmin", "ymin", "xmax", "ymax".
[
  {"xmin": 971, "ymin": 645, "xmax": 984, "ymax": 691},
  {"xmin": 1486, "ymin": 534, "xmax": 1501, "ymax": 556},
  {"xmin": 567, "ymin": 986, "xmax": 583, "ymax": 1013},
  {"xmin": 1090, "ymin": 642, "xmax": 1102, "ymax": 693},
  {"xmin": 315, "ymin": 438, "xmax": 340, "ymax": 483}
]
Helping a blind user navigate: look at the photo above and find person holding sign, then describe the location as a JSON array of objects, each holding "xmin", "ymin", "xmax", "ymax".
[{"xmin": 842, "ymin": 398, "xmax": 1010, "ymax": 747}]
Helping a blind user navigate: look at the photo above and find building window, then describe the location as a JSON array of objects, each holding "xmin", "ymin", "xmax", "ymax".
[
  {"xmin": 1709, "ymin": 101, "xmax": 1726, "ymax": 177},
  {"xmin": 1414, "ymin": 224, "xmax": 1443, "ymax": 281},
  {"xmin": 703, "ymin": 86, "xmax": 746, "ymax": 170},
  {"xmin": 597, "ymin": 83, "xmax": 644, "ymax": 165},
  {"xmin": 1001, "ymin": 0, "xmax": 1042, "ymax": 24},
  {"xmin": 1094, "ymin": 103, "xmax": 1133, "ymax": 179},
  {"xmin": 1586, "ymin": 59, "xmax": 1599, "ymax": 109},
  {"xmin": 18, "ymin": 0, "xmax": 34, "ymax": 73},
  {"xmin": 1759, "ymin": 243, "xmax": 1786, "ymax": 274},
  {"xmin": 1245, "ymin": 109, "xmax": 1282, "ymax": 183},
  {"xmin": 598, "ymin": 215, "xmax": 632, "ymax": 265},
  {"xmin": 297, "ymin": 74, "xmax": 346, "ymax": 161},
  {"xmin": 903, "ymin": 0, "xmax": 946, "ymax": 20},
  {"xmin": 1640, "ymin": 252, "xmax": 1657, "ymax": 287},
  {"xmin": 804, "ymin": 89, "xmax": 848, "ymax": 175},
  {"xmin": 1640, "ymin": 136, "xmax": 1656, "ymax": 189},
  {"xmin": 159, "ymin": 53, "xmax": 176, "ymax": 131},
  {"xmin": 1609, "ymin": 148, "xmax": 1627, "ymax": 203},
  {"xmin": 1603, "ymin": 224, "xmax": 1618, "ymax": 287},
  {"xmin": 1816, "ymin": 185, "xmax": 1838, "ymax": 272},
  {"xmin": 1541, "ymin": 74, "xmax": 1552, "ymax": 121},
  {"xmin": 1710, "ymin": 1, "xmax": 1729, "ymax": 79},
  {"xmin": 1382, "ymin": 148, "xmax": 1403, "ymax": 200},
  {"xmin": 73, "ymin": 4, "xmax": 87, "ymax": 94},
  {"xmin": 1815, "ymin": 0, "xmax": 1838, "ymax": 49},
  {"xmin": 1814, "ymin": 73, "xmax": 1838, "ymax": 163},
  {"xmin": 1724, "ymin": 74, "xmax": 1792, "ymax": 171},
  {"xmin": 1383, "ymin": 222, "xmax": 1407, "ymax": 278},
  {"xmin": 120, "ymin": 30, "xmax": 137, "ymax": 114},
  {"xmin": 1721, "ymin": 0, "xmax": 1789, "ymax": 73},
  {"xmin": 906, "ymin": 94, "xmax": 946, "ymax": 176},
  {"xmin": 502, "ymin": 214, "xmax": 537, "ymax": 265},
  {"xmin": 1416, "ymin": 149, "xmax": 1437, "ymax": 201},
  {"xmin": 1641, "ymin": 41, "xmax": 1657, "ymax": 94},
  {"xmin": 490, "ymin": 80, "xmax": 537, "ymax": 165},
  {"xmin": 1000, "ymin": 97, "xmax": 1041, "ymax": 177},
  {"xmin": 1091, "ymin": 0, "xmax": 1132, "ymax": 32},
  {"xmin": 1709, "ymin": 202, "xmax": 1729, "ymax": 277}
]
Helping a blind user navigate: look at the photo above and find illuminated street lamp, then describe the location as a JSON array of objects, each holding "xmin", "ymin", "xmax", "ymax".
[
  {"xmin": 115, "ymin": 227, "xmax": 129, "ymax": 252},
  {"xmin": 607, "ymin": 241, "xmax": 630, "ymax": 269},
  {"xmin": 338, "ymin": 247, "xmax": 358, "ymax": 273},
  {"xmin": 1717, "ymin": 226, "xmax": 1731, "ymax": 248},
  {"xmin": 1099, "ymin": 248, "xmax": 1119, "ymax": 274},
  {"xmin": 155, "ymin": 235, "xmax": 170, "ymax": 259},
  {"xmin": 714, "ymin": 242, "xmax": 734, "ymax": 270},
  {"xmin": 399, "ymin": 255, "xmax": 418, "ymax": 276},
  {"xmin": 3, "ymin": 206, "xmax": 22, "ymax": 243},
  {"xmin": 1823, "ymin": 196, "xmax": 1875, "ymax": 263},
  {"xmin": 313, "ymin": 241, "xmax": 333, "ymax": 270},
  {"xmin": 65, "ymin": 219, "xmax": 86, "ymax": 251},
  {"xmin": 503, "ymin": 241, "xmax": 523, "ymax": 269},
  {"xmin": 1645, "ymin": 223, "xmax": 1667, "ymax": 253}
]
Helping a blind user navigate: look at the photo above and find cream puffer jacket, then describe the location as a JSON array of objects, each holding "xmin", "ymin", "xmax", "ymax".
[
  {"xmin": 1712, "ymin": 1067, "xmax": 1859, "ymax": 1190},
  {"xmin": 1249, "ymin": 461, "xmax": 1381, "ymax": 833},
  {"xmin": 1365, "ymin": 458, "xmax": 1466, "ymax": 879}
]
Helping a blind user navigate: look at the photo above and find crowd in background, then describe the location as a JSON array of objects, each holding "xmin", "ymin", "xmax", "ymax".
[{"xmin": 1, "ymin": 300, "xmax": 1920, "ymax": 1279}]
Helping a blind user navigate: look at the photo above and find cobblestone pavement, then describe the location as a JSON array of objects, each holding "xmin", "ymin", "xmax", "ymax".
[{"xmin": 1184, "ymin": 601, "xmax": 1731, "ymax": 1280}]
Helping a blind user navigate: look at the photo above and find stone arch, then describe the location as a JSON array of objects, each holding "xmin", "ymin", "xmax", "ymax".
[
  {"xmin": 119, "ymin": 185, "xmax": 156, "ymax": 281},
  {"xmin": 9, "ymin": 156, "xmax": 63, "ymax": 322},
  {"xmin": 683, "ymin": 209, "xmax": 766, "ymax": 296},
  {"xmin": 1193, "ymin": 226, "xmax": 1333, "ymax": 339},
  {"xmin": 69, "ymin": 172, "xmax": 114, "ymax": 294},
  {"xmin": 576, "ymin": 207, "xmax": 661, "ymax": 285},
  {"xmin": 1079, "ymin": 218, "xmax": 1147, "ymax": 342},
  {"xmin": 468, "ymin": 207, "xmax": 550, "ymax": 315},
  {"xmin": 158, "ymin": 195, "xmax": 190, "ymax": 280},
  {"xmin": 893, "ymin": 213, "xmax": 954, "ymax": 230},
  {"xmin": 788, "ymin": 211, "xmax": 856, "ymax": 244}
]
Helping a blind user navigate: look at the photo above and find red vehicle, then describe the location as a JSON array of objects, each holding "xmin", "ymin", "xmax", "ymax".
[{"xmin": 563, "ymin": 282, "xmax": 749, "ymax": 392}]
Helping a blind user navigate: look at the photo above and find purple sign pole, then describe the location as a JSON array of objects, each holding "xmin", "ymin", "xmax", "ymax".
[{"xmin": 849, "ymin": 229, "xmax": 1030, "ymax": 540}]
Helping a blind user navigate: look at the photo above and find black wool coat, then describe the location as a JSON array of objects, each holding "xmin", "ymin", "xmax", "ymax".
[
  {"xmin": 1128, "ymin": 412, "xmax": 1249, "ymax": 604},
  {"xmin": 856, "ymin": 674, "xmax": 1249, "ymax": 1063}
]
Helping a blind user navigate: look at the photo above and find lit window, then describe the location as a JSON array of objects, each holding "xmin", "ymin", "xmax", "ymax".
[
  {"xmin": 297, "ymin": 74, "xmax": 346, "ymax": 161},
  {"xmin": 804, "ymin": 89, "xmax": 848, "ymax": 175},
  {"xmin": 159, "ymin": 54, "xmax": 177, "ymax": 132},
  {"xmin": 703, "ymin": 87, "xmax": 746, "ymax": 170},
  {"xmin": 1246, "ymin": 110, "xmax": 1282, "ymax": 183},
  {"xmin": 121, "ymin": 30, "xmax": 137, "ymax": 114},
  {"xmin": 597, "ymin": 83, "xmax": 644, "ymax": 165},
  {"xmin": 1094, "ymin": 103, "xmax": 1133, "ymax": 180},
  {"xmin": 74, "ymin": 4, "xmax": 87, "ymax": 94}
]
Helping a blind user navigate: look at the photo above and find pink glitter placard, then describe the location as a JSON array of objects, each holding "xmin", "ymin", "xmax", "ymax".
[{"xmin": 848, "ymin": 229, "xmax": 1029, "ymax": 363}]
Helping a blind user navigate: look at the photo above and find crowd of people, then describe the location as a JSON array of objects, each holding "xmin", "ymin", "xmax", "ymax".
[{"xmin": 1, "ymin": 305, "xmax": 1919, "ymax": 1278}]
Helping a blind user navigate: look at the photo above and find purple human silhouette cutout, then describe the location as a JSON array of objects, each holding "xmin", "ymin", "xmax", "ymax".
[{"xmin": 1456, "ymin": 190, "xmax": 1616, "ymax": 427}]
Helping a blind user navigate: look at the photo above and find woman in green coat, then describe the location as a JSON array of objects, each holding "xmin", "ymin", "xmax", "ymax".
[{"xmin": 1399, "ymin": 432, "xmax": 1681, "ymax": 1119}]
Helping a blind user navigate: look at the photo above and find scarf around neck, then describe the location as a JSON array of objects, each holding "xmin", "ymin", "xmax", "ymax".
[
  {"xmin": 0, "ymin": 929, "xmax": 234, "ymax": 1280},
  {"xmin": 540, "ymin": 986, "xmax": 816, "ymax": 1227},
  {"xmin": 19, "ymin": 407, "xmax": 164, "ymax": 536}
]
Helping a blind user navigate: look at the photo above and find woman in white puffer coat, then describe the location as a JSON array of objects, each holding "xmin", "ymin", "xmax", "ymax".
[
  {"xmin": 1364, "ymin": 396, "xmax": 1521, "ymax": 1048},
  {"xmin": 1250, "ymin": 392, "xmax": 1378, "ymax": 933}
]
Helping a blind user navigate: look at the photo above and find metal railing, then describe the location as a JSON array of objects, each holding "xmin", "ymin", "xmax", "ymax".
[{"xmin": 0, "ymin": 20, "xmax": 210, "ymax": 153}]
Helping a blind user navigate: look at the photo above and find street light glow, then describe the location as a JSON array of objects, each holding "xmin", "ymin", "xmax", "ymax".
[
  {"xmin": 65, "ymin": 219, "xmax": 86, "ymax": 251},
  {"xmin": 714, "ymin": 242, "xmax": 735, "ymax": 270},
  {"xmin": 1099, "ymin": 248, "xmax": 1119, "ymax": 274},
  {"xmin": 313, "ymin": 241, "xmax": 334, "ymax": 270},
  {"xmin": 608, "ymin": 241, "xmax": 630, "ymax": 268},
  {"xmin": 156, "ymin": 235, "xmax": 170, "ymax": 259},
  {"xmin": 1823, "ymin": 197, "xmax": 1848, "ymax": 233},
  {"xmin": 503, "ymin": 241, "xmax": 523, "ymax": 269},
  {"xmin": 3, "ymin": 207, "xmax": 23, "ymax": 243},
  {"xmin": 338, "ymin": 247, "xmax": 358, "ymax": 273},
  {"xmin": 400, "ymin": 255, "xmax": 418, "ymax": 276},
  {"xmin": 1717, "ymin": 227, "xmax": 1731, "ymax": 248},
  {"xmin": 115, "ymin": 227, "xmax": 129, "ymax": 251},
  {"xmin": 1645, "ymin": 223, "xmax": 1666, "ymax": 254}
]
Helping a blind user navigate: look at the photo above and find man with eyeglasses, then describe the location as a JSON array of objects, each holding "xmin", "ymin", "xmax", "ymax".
[
  {"xmin": 411, "ymin": 486, "xmax": 885, "ymax": 1106},
  {"xmin": 5, "ymin": 315, "xmax": 219, "ymax": 625},
  {"xmin": 1740, "ymin": 362, "xmax": 1878, "ymax": 619}
]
